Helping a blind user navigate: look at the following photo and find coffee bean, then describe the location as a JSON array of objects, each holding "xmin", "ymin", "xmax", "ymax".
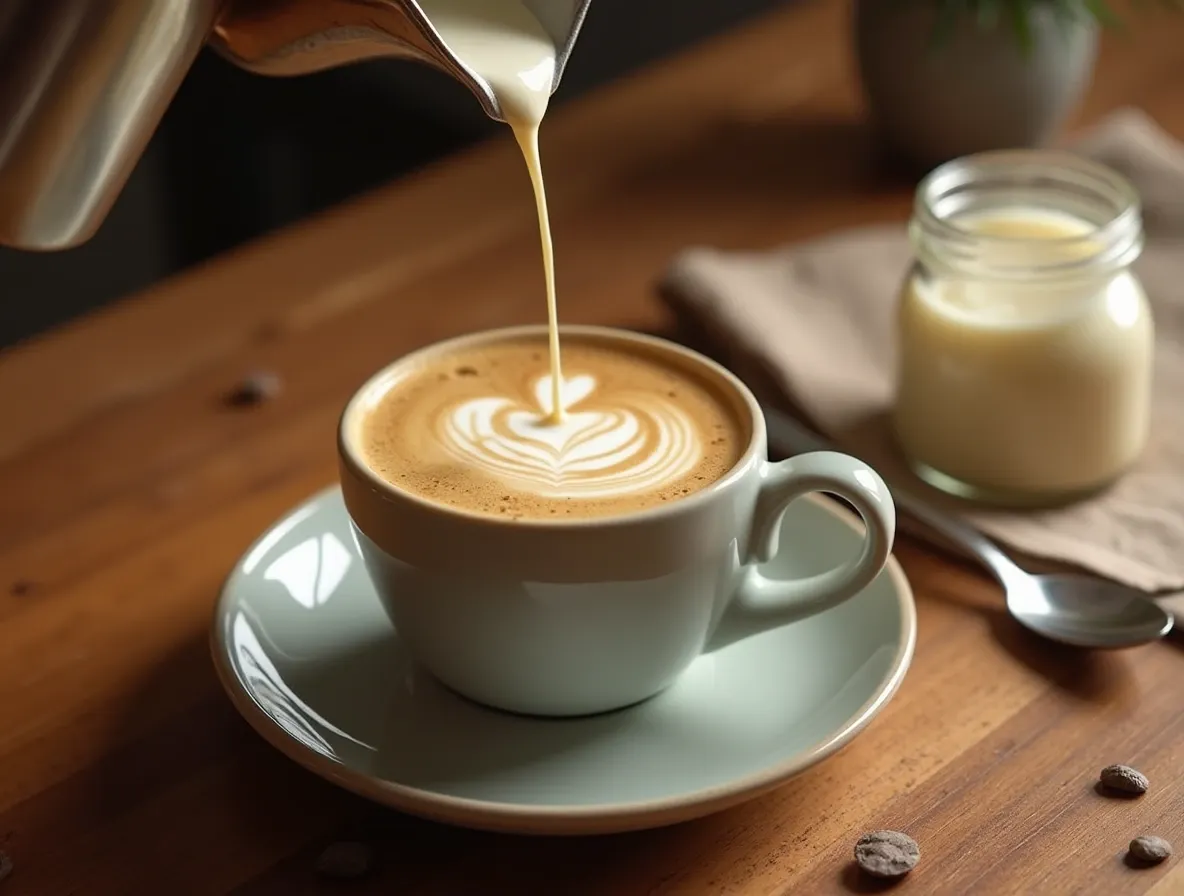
[
  {"xmin": 315, "ymin": 841, "xmax": 373, "ymax": 880},
  {"xmin": 0, "ymin": 850, "xmax": 12, "ymax": 883},
  {"xmin": 1129, "ymin": 835, "xmax": 1172, "ymax": 865},
  {"xmin": 224, "ymin": 370, "xmax": 283, "ymax": 407},
  {"xmin": 854, "ymin": 830, "xmax": 919, "ymax": 879},
  {"xmin": 1100, "ymin": 764, "xmax": 1149, "ymax": 795}
]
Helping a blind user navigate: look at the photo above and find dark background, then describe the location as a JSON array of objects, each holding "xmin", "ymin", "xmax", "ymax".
[{"xmin": 0, "ymin": 0, "xmax": 785, "ymax": 349}]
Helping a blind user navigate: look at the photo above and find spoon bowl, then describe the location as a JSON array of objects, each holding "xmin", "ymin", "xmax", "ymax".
[{"xmin": 1007, "ymin": 573, "xmax": 1174, "ymax": 649}]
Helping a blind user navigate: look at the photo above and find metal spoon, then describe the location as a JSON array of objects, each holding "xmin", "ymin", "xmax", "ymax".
[{"xmin": 765, "ymin": 409, "xmax": 1174, "ymax": 649}]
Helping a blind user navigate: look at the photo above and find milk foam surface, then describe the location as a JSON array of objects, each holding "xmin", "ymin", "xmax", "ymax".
[{"xmin": 361, "ymin": 335, "xmax": 747, "ymax": 519}]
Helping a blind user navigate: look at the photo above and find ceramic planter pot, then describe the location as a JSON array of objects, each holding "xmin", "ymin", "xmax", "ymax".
[{"xmin": 853, "ymin": 1, "xmax": 1098, "ymax": 168}]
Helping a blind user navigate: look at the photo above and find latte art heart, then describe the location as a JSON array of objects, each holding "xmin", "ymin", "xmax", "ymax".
[{"xmin": 438, "ymin": 374, "xmax": 701, "ymax": 498}]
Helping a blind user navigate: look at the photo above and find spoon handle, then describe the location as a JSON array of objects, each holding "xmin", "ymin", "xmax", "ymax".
[{"xmin": 763, "ymin": 409, "xmax": 1026, "ymax": 588}]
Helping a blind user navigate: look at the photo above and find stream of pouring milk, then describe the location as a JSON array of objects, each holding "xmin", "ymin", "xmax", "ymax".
[{"xmin": 423, "ymin": 0, "xmax": 565, "ymax": 420}]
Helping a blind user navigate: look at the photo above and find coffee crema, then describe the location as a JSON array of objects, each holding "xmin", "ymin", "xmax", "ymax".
[{"xmin": 360, "ymin": 334, "xmax": 747, "ymax": 519}]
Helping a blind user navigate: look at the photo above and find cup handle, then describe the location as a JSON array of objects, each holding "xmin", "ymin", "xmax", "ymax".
[{"xmin": 708, "ymin": 451, "xmax": 896, "ymax": 651}]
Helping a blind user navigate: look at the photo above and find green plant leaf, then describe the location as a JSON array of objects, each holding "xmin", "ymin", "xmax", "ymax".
[
  {"xmin": 976, "ymin": 1, "xmax": 1001, "ymax": 28},
  {"xmin": 1049, "ymin": 0, "xmax": 1092, "ymax": 24},
  {"xmin": 1083, "ymin": 0, "xmax": 1124, "ymax": 26},
  {"xmin": 927, "ymin": 0, "xmax": 965, "ymax": 53},
  {"xmin": 911, "ymin": 0, "xmax": 1179, "ymax": 50},
  {"xmin": 1004, "ymin": 0, "xmax": 1034, "ymax": 51}
]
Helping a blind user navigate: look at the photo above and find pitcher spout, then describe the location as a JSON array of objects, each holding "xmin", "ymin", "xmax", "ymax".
[{"xmin": 212, "ymin": 0, "xmax": 592, "ymax": 122}]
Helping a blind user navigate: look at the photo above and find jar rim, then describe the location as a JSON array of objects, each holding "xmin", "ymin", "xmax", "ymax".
[{"xmin": 912, "ymin": 149, "xmax": 1144, "ymax": 280}]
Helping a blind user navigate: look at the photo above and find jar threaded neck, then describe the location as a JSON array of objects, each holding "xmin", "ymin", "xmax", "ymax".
[{"xmin": 912, "ymin": 150, "xmax": 1143, "ymax": 281}]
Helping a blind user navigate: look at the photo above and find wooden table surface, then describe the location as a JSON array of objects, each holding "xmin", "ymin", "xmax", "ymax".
[{"xmin": 5, "ymin": 3, "xmax": 1184, "ymax": 893}]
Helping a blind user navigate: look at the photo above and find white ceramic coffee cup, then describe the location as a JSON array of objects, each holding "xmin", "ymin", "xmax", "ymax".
[{"xmin": 338, "ymin": 325, "xmax": 895, "ymax": 717}]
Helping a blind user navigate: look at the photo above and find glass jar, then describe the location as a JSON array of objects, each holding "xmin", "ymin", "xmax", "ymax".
[{"xmin": 894, "ymin": 150, "xmax": 1153, "ymax": 506}]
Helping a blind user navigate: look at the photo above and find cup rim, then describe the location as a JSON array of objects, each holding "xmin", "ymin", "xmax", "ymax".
[{"xmin": 337, "ymin": 324, "xmax": 766, "ymax": 531}]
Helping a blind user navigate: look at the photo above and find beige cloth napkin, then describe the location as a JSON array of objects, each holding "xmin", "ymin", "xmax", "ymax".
[{"xmin": 661, "ymin": 109, "xmax": 1184, "ymax": 593}]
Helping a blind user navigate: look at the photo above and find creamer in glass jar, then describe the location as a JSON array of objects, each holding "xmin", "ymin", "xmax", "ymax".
[{"xmin": 894, "ymin": 150, "xmax": 1152, "ymax": 506}]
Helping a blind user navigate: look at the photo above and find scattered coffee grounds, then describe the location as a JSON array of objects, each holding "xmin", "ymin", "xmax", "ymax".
[
  {"xmin": 1128, "ymin": 835, "xmax": 1172, "ymax": 865},
  {"xmin": 0, "ymin": 850, "xmax": 11, "ymax": 883},
  {"xmin": 315, "ymin": 841, "xmax": 373, "ymax": 880},
  {"xmin": 1099, "ymin": 764, "xmax": 1149, "ymax": 796},
  {"xmin": 854, "ymin": 830, "xmax": 919, "ymax": 879},
  {"xmin": 224, "ymin": 370, "xmax": 283, "ymax": 407}
]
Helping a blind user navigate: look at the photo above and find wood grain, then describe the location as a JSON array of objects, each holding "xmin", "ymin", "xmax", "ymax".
[{"xmin": 3, "ymin": 2, "xmax": 1184, "ymax": 893}]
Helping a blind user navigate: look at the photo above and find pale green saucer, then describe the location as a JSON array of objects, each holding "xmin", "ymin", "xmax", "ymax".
[{"xmin": 211, "ymin": 487, "xmax": 915, "ymax": 835}]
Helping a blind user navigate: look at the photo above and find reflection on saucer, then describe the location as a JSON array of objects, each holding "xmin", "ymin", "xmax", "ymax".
[
  {"xmin": 232, "ymin": 612, "xmax": 373, "ymax": 759},
  {"xmin": 263, "ymin": 532, "xmax": 352, "ymax": 609}
]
